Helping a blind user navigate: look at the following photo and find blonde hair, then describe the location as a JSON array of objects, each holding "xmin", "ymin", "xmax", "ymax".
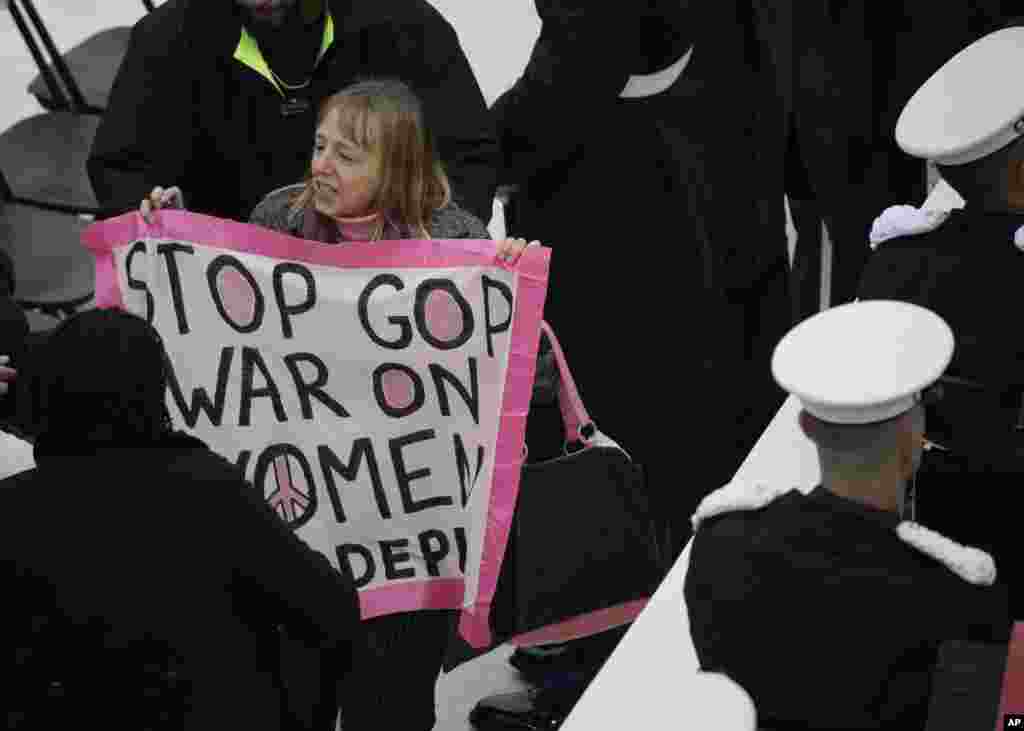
[{"xmin": 291, "ymin": 79, "xmax": 451, "ymax": 239}]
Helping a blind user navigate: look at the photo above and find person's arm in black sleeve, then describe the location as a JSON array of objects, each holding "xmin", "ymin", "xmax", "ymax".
[
  {"xmin": 217, "ymin": 465, "xmax": 362, "ymax": 654},
  {"xmin": 490, "ymin": 4, "xmax": 632, "ymax": 187},
  {"xmin": 365, "ymin": 15, "xmax": 500, "ymax": 224},
  {"xmin": 87, "ymin": 6, "xmax": 195, "ymax": 219}
]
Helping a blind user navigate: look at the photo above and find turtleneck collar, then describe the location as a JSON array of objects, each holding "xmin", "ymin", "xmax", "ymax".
[
  {"xmin": 336, "ymin": 211, "xmax": 385, "ymax": 241},
  {"xmin": 302, "ymin": 207, "xmax": 403, "ymax": 243}
]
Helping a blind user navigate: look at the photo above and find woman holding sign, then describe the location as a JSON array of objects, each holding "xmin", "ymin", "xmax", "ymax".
[{"xmin": 141, "ymin": 78, "xmax": 534, "ymax": 731}]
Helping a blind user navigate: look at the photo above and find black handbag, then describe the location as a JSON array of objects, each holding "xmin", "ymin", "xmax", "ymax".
[
  {"xmin": 487, "ymin": 321, "xmax": 664, "ymax": 645},
  {"xmin": 443, "ymin": 322, "xmax": 663, "ymax": 670}
]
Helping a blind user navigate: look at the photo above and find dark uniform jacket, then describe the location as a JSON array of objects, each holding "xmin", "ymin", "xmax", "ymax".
[
  {"xmin": 87, "ymin": 0, "xmax": 499, "ymax": 224},
  {"xmin": 858, "ymin": 209, "xmax": 1024, "ymax": 614},
  {"xmin": 685, "ymin": 486, "xmax": 1011, "ymax": 730},
  {"xmin": 1, "ymin": 431, "xmax": 361, "ymax": 730}
]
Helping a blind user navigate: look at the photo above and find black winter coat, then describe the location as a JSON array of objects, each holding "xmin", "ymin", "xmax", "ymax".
[
  {"xmin": 87, "ymin": 0, "xmax": 499, "ymax": 224},
  {"xmin": 1, "ymin": 431, "xmax": 361, "ymax": 730},
  {"xmin": 491, "ymin": 1, "xmax": 790, "ymax": 535}
]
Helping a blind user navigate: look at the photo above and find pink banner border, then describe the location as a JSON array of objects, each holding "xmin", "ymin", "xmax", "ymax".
[{"xmin": 82, "ymin": 211, "xmax": 549, "ymax": 645}]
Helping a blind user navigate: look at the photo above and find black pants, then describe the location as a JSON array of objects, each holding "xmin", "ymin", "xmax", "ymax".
[
  {"xmin": 337, "ymin": 609, "xmax": 456, "ymax": 731},
  {"xmin": 525, "ymin": 625, "xmax": 631, "ymax": 714},
  {"xmin": 786, "ymin": 114, "xmax": 927, "ymax": 316}
]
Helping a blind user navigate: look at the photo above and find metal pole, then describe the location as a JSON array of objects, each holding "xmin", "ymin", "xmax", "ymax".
[
  {"xmin": 18, "ymin": 0, "xmax": 90, "ymax": 112},
  {"xmin": 6, "ymin": 0, "xmax": 70, "ymax": 111}
]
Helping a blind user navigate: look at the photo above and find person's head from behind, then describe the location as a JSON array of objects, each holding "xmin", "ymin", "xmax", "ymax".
[
  {"xmin": 772, "ymin": 301, "xmax": 954, "ymax": 514},
  {"xmin": 294, "ymin": 79, "xmax": 451, "ymax": 237},
  {"xmin": 898, "ymin": 25, "xmax": 1024, "ymax": 211},
  {"xmin": 797, "ymin": 404, "xmax": 926, "ymax": 514},
  {"xmin": 30, "ymin": 309, "xmax": 172, "ymax": 446}
]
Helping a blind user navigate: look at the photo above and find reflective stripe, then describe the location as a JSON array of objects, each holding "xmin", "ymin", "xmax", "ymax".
[
  {"xmin": 619, "ymin": 44, "xmax": 694, "ymax": 99},
  {"xmin": 233, "ymin": 11, "xmax": 335, "ymax": 97}
]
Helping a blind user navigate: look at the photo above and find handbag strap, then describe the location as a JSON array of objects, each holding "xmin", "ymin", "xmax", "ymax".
[{"xmin": 540, "ymin": 321, "xmax": 594, "ymax": 445}]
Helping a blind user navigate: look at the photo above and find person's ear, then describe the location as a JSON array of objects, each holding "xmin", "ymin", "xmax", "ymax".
[
  {"xmin": 1007, "ymin": 157, "xmax": 1024, "ymax": 208},
  {"xmin": 897, "ymin": 407, "xmax": 925, "ymax": 478}
]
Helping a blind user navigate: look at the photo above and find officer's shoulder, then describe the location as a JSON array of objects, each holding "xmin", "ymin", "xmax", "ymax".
[
  {"xmin": 690, "ymin": 481, "xmax": 799, "ymax": 532},
  {"xmin": 896, "ymin": 521, "xmax": 998, "ymax": 587},
  {"xmin": 868, "ymin": 205, "xmax": 961, "ymax": 251}
]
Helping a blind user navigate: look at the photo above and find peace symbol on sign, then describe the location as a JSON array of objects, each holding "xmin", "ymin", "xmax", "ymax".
[{"xmin": 257, "ymin": 445, "xmax": 318, "ymax": 530}]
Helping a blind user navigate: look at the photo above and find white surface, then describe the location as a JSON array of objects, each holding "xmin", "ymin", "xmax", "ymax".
[
  {"xmin": 922, "ymin": 178, "xmax": 967, "ymax": 212},
  {"xmin": 561, "ymin": 396, "xmax": 820, "ymax": 730},
  {"xmin": 0, "ymin": 430, "xmax": 34, "ymax": 478},
  {"xmin": 619, "ymin": 44, "xmax": 693, "ymax": 99}
]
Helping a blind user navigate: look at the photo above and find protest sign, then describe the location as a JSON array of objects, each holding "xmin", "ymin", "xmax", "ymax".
[{"xmin": 82, "ymin": 210, "xmax": 549, "ymax": 647}]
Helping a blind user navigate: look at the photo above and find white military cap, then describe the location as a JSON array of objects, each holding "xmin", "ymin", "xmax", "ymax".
[
  {"xmin": 896, "ymin": 26, "xmax": 1024, "ymax": 165},
  {"xmin": 771, "ymin": 301, "xmax": 955, "ymax": 425}
]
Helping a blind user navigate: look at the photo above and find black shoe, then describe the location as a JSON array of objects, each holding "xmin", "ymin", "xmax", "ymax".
[
  {"xmin": 507, "ymin": 645, "xmax": 571, "ymax": 683},
  {"xmin": 469, "ymin": 688, "xmax": 568, "ymax": 730}
]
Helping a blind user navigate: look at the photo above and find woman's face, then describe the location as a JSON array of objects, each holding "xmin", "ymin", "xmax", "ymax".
[{"xmin": 310, "ymin": 107, "xmax": 383, "ymax": 220}]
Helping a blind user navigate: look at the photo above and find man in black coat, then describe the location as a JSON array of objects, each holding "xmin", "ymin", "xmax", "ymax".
[
  {"xmin": 88, "ymin": 0, "xmax": 499, "ymax": 224},
  {"xmin": 686, "ymin": 301, "xmax": 1011, "ymax": 730},
  {"xmin": 857, "ymin": 23, "xmax": 1024, "ymax": 617},
  {"xmin": 1, "ymin": 309, "xmax": 362, "ymax": 730},
  {"xmin": 494, "ymin": 0, "xmax": 790, "ymax": 564},
  {"xmin": 473, "ymin": 3, "xmax": 791, "ymax": 728}
]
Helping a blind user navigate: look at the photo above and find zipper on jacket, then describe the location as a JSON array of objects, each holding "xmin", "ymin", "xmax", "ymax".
[{"xmin": 232, "ymin": 12, "xmax": 335, "ymax": 98}]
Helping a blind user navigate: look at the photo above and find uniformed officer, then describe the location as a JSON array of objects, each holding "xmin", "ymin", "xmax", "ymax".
[
  {"xmin": 684, "ymin": 300, "xmax": 1011, "ymax": 730},
  {"xmin": 858, "ymin": 24, "xmax": 1024, "ymax": 616}
]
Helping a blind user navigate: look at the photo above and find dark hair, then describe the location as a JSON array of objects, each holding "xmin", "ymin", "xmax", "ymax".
[
  {"xmin": 29, "ymin": 308, "xmax": 173, "ymax": 447},
  {"xmin": 291, "ymin": 79, "xmax": 451, "ymax": 238}
]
